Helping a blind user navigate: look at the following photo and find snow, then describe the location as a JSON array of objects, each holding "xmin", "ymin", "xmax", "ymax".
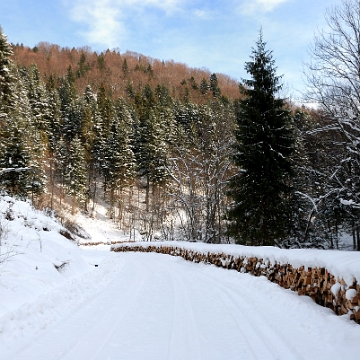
[
  {"xmin": 0, "ymin": 196, "xmax": 120, "ymax": 320},
  {"xmin": 2, "ymin": 252, "xmax": 360, "ymax": 360},
  {"xmin": 340, "ymin": 198, "xmax": 360, "ymax": 208},
  {"xmin": 73, "ymin": 202, "xmax": 142, "ymax": 244},
  {"xmin": 346, "ymin": 288, "xmax": 357, "ymax": 300},
  {"xmin": 113, "ymin": 241, "xmax": 360, "ymax": 286},
  {"xmin": 0, "ymin": 195, "xmax": 360, "ymax": 359},
  {"xmin": 331, "ymin": 282, "xmax": 341, "ymax": 297}
]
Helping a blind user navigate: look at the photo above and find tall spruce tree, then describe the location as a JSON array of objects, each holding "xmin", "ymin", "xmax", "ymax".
[
  {"xmin": 0, "ymin": 29, "xmax": 46, "ymax": 198},
  {"xmin": 58, "ymin": 66, "xmax": 82, "ymax": 143},
  {"xmin": 22, "ymin": 64, "xmax": 50, "ymax": 135},
  {"xmin": 227, "ymin": 32, "xmax": 295, "ymax": 246},
  {"xmin": 46, "ymin": 74, "xmax": 63, "ymax": 152},
  {"xmin": 0, "ymin": 27, "xmax": 14, "ymax": 113},
  {"xmin": 65, "ymin": 135, "xmax": 87, "ymax": 214}
]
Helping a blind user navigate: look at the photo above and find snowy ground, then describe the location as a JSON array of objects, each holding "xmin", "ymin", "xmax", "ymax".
[
  {"xmin": 1, "ymin": 196, "xmax": 360, "ymax": 359},
  {"xmin": 2, "ymin": 252, "xmax": 360, "ymax": 360},
  {"xmin": 115, "ymin": 241, "xmax": 360, "ymax": 286}
]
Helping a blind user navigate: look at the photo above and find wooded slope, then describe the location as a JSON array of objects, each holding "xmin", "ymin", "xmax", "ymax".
[{"xmin": 12, "ymin": 42, "xmax": 240, "ymax": 102}]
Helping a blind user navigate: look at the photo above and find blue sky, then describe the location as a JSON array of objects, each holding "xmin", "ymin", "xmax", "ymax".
[{"xmin": 0, "ymin": 0, "xmax": 340, "ymax": 98}]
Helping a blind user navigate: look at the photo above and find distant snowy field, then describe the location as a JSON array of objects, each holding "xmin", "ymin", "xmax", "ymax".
[{"xmin": 1, "ymin": 196, "xmax": 360, "ymax": 359}]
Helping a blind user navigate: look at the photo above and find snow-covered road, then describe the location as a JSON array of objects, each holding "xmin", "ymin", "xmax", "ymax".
[{"xmin": 2, "ymin": 252, "xmax": 360, "ymax": 360}]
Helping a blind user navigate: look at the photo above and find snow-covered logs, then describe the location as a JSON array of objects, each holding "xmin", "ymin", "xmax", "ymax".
[
  {"xmin": 80, "ymin": 240, "xmax": 124, "ymax": 246},
  {"xmin": 111, "ymin": 244, "xmax": 360, "ymax": 324}
]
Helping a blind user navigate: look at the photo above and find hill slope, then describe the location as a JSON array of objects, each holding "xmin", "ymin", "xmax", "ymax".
[{"xmin": 12, "ymin": 43, "xmax": 240, "ymax": 102}]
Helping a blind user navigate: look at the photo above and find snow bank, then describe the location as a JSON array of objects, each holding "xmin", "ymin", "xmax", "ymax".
[
  {"xmin": 0, "ymin": 196, "xmax": 122, "ymax": 349},
  {"xmin": 72, "ymin": 202, "xmax": 142, "ymax": 245}
]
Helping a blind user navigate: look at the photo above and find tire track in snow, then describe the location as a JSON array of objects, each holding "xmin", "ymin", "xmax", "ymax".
[
  {"xmin": 61, "ymin": 260, "xmax": 150, "ymax": 360},
  {"xmin": 217, "ymin": 286, "xmax": 302, "ymax": 360},
  {"xmin": 159, "ymin": 255, "xmax": 271, "ymax": 359},
  {"xmin": 195, "ymin": 263, "xmax": 306, "ymax": 360},
  {"xmin": 212, "ymin": 289, "xmax": 260, "ymax": 359},
  {"xmin": 3, "ymin": 252, "xmax": 358, "ymax": 360},
  {"xmin": 174, "ymin": 259, "xmax": 265, "ymax": 359},
  {"xmin": 158, "ymin": 258, "xmax": 203, "ymax": 360}
]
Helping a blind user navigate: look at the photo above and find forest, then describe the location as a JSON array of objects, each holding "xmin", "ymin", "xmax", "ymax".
[{"xmin": 1, "ymin": 0, "xmax": 360, "ymax": 251}]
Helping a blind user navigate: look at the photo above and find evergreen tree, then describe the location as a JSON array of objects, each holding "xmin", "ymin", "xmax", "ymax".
[
  {"xmin": 113, "ymin": 97, "xmax": 137, "ymax": 187},
  {"xmin": 0, "ymin": 30, "xmax": 46, "ymax": 198},
  {"xmin": 91, "ymin": 104, "xmax": 106, "ymax": 174},
  {"xmin": 54, "ymin": 137, "xmax": 68, "ymax": 205},
  {"xmin": 136, "ymin": 108, "xmax": 168, "ymax": 185},
  {"xmin": 0, "ymin": 70, "xmax": 46, "ymax": 198},
  {"xmin": 65, "ymin": 135, "xmax": 87, "ymax": 213},
  {"xmin": 200, "ymin": 78, "xmax": 209, "ymax": 95},
  {"xmin": 155, "ymin": 84, "xmax": 172, "ymax": 107},
  {"xmin": 27, "ymin": 129, "xmax": 47, "ymax": 199},
  {"xmin": 0, "ymin": 26, "xmax": 14, "ymax": 112},
  {"xmin": 97, "ymin": 82, "xmax": 114, "ymax": 135},
  {"xmin": 102, "ymin": 116, "xmax": 136, "ymax": 215},
  {"xmin": 0, "ymin": 27, "xmax": 16, "ymax": 184},
  {"xmin": 210, "ymin": 73, "xmax": 221, "ymax": 98},
  {"xmin": 46, "ymin": 74, "xmax": 63, "ymax": 153},
  {"xmin": 0, "ymin": 121, "xmax": 31, "ymax": 196},
  {"xmin": 76, "ymin": 52, "xmax": 90, "ymax": 78},
  {"xmin": 122, "ymin": 59, "xmax": 129, "ymax": 76},
  {"xmin": 227, "ymin": 33, "xmax": 295, "ymax": 246},
  {"xmin": 189, "ymin": 76, "xmax": 198, "ymax": 90},
  {"xmin": 21, "ymin": 64, "xmax": 50, "ymax": 135},
  {"xmin": 81, "ymin": 85, "xmax": 96, "ymax": 159},
  {"xmin": 58, "ymin": 66, "xmax": 81, "ymax": 142},
  {"xmin": 132, "ymin": 85, "xmax": 170, "ymax": 210}
]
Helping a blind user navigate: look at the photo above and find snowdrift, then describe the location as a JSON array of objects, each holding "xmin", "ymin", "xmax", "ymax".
[{"xmin": 0, "ymin": 195, "xmax": 119, "ymax": 348}]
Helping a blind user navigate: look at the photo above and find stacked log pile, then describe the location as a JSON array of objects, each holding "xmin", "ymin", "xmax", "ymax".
[
  {"xmin": 80, "ymin": 240, "xmax": 125, "ymax": 247},
  {"xmin": 112, "ymin": 244, "xmax": 360, "ymax": 324}
]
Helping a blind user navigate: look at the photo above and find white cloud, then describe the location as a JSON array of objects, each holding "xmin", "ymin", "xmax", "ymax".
[
  {"xmin": 68, "ymin": 1, "xmax": 124, "ymax": 48},
  {"xmin": 193, "ymin": 9, "xmax": 216, "ymax": 20},
  {"xmin": 63, "ymin": 0, "xmax": 185, "ymax": 49},
  {"xmin": 133, "ymin": 0, "xmax": 183, "ymax": 14},
  {"xmin": 240, "ymin": 0, "xmax": 290, "ymax": 15}
]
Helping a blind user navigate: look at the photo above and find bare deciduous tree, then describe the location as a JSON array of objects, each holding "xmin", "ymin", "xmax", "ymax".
[{"xmin": 305, "ymin": 0, "xmax": 360, "ymax": 250}]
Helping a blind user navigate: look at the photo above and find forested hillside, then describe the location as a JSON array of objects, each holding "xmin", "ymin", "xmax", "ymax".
[
  {"xmin": 0, "ymin": 20, "xmax": 359, "ymax": 250},
  {"xmin": 1, "ymin": 27, "xmax": 239, "ymax": 245},
  {"xmin": 12, "ymin": 42, "xmax": 240, "ymax": 103}
]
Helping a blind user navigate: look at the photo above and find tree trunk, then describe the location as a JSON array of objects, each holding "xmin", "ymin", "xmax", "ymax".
[
  {"xmin": 145, "ymin": 175, "xmax": 150, "ymax": 212},
  {"xmin": 71, "ymin": 195, "xmax": 76, "ymax": 215}
]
